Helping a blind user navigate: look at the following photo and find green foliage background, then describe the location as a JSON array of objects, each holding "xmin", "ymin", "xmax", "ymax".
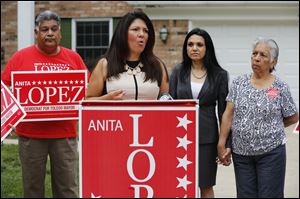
[{"xmin": 1, "ymin": 144, "xmax": 53, "ymax": 198}]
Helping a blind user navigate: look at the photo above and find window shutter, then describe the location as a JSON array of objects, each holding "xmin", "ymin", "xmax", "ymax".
[{"xmin": 60, "ymin": 18, "xmax": 72, "ymax": 49}]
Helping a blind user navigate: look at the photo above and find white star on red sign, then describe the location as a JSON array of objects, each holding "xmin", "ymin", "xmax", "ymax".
[
  {"xmin": 177, "ymin": 154, "xmax": 192, "ymax": 171},
  {"xmin": 91, "ymin": 193, "xmax": 101, "ymax": 198},
  {"xmin": 177, "ymin": 134, "xmax": 192, "ymax": 151},
  {"xmin": 176, "ymin": 195, "xmax": 187, "ymax": 198},
  {"xmin": 176, "ymin": 114, "xmax": 192, "ymax": 131},
  {"xmin": 176, "ymin": 175, "xmax": 192, "ymax": 191}
]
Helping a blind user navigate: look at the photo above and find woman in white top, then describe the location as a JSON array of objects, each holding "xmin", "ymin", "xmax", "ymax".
[{"xmin": 87, "ymin": 9, "xmax": 169, "ymax": 100}]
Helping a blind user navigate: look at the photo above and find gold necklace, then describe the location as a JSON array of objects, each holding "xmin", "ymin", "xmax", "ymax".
[
  {"xmin": 191, "ymin": 69, "xmax": 207, "ymax": 79},
  {"xmin": 125, "ymin": 62, "xmax": 143, "ymax": 75}
]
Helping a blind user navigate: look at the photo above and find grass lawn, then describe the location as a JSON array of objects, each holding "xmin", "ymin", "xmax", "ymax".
[{"xmin": 1, "ymin": 144, "xmax": 53, "ymax": 198}]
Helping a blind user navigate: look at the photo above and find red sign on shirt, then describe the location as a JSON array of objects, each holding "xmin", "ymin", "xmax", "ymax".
[
  {"xmin": 79, "ymin": 100, "xmax": 199, "ymax": 198},
  {"xmin": 11, "ymin": 70, "xmax": 87, "ymax": 121},
  {"xmin": 1, "ymin": 81, "xmax": 26, "ymax": 142},
  {"xmin": 294, "ymin": 122, "xmax": 299, "ymax": 134}
]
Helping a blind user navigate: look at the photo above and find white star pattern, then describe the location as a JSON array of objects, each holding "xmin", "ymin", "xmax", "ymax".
[
  {"xmin": 176, "ymin": 195, "xmax": 187, "ymax": 198},
  {"xmin": 91, "ymin": 193, "xmax": 101, "ymax": 198},
  {"xmin": 177, "ymin": 134, "xmax": 192, "ymax": 151},
  {"xmin": 22, "ymin": 80, "xmax": 86, "ymax": 86},
  {"xmin": 176, "ymin": 114, "xmax": 192, "ymax": 131},
  {"xmin": 176, "ymin": 175, "xmax": 192, "ymax": 191},
  {"xmin": 175, "ymin": 112, "xmax": 195, "ymax": 196},
  {"xmin": 177, "ymin": 155, "xmax": 192, "ymax": 171}
]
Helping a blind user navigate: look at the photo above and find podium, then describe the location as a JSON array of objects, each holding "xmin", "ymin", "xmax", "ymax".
[{"xmin": 79, "ymin": 100, "xmax": 199, "ymax": 198}]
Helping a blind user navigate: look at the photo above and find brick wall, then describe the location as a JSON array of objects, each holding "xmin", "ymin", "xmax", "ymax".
[
  {"xmin": 1, "ymin": 1, "xmax": 18, "ymax": 71},
  {"xmin": 1, "ymin": 1, "xmax": 188, "ymax": 74},
  {"xmin": 153, "ymin": 20, "xmax": 188, "ymax": 74},
  {"xmin": 34, "ymin": 1, "xmax": 133, "ymax": 17}
]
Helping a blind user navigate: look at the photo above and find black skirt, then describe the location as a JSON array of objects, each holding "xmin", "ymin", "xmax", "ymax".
[{"xmin": 198, "ymin": 143, "xmax": 218, "ymax": 188}]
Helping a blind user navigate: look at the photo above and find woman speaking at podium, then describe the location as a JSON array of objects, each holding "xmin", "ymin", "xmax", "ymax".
[{"xmin": 86, "ymin": 9, "xmax": 169, "ymax": 101}]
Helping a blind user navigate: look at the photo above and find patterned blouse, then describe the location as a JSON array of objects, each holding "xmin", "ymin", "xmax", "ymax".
[{"xmin": 227, "ymin": 74, "xmax": 297, "ymax": 156}]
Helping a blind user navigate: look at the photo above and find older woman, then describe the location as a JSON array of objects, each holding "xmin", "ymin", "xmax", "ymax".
[{"xmin": 217, "ymin": 37, "xmax": 299, "ymax": 198}]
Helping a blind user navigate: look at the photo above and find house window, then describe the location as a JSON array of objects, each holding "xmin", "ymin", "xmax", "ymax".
[{"xmin": 74, "ymin": 19, "xmax": 112, "ymax": 71}]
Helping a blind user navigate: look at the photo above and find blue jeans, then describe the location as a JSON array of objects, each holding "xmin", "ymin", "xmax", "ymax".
[{"xmin": 232, "ymin": 144, "xmax": 286, "ymax": 198}]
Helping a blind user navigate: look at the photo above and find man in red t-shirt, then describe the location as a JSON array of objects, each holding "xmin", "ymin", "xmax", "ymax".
[{"xmin": 1, "ymin": 10, "xmax": 88, "ymax": 198}]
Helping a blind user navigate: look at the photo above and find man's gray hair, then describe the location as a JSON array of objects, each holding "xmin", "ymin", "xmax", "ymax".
[
  {"xmin": 253, "ymin": 37, "xmax": 279, "ymax": 62},
  {"xmin": 35, "ymin": 10, "xmax": 61, "ymax": 29}
]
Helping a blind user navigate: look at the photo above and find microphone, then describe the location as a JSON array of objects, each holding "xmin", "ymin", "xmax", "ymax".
[{"xmin": 158, "ymin": 93, "xmax": 173, "ymax": 101}]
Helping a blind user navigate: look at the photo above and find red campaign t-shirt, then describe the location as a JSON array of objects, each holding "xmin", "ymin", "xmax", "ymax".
[{"xmin": 1, "ymin": 45, "xmax": 89, "ymax": 138}]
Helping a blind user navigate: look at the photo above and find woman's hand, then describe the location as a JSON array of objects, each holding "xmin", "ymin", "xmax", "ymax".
[
  {"xmin": 217, "ymin": 144, "xmax": 232, "ymax": 166},
  {"xmin": 107, "ymin": 90, "xmax": 126, "ymax": 100}
]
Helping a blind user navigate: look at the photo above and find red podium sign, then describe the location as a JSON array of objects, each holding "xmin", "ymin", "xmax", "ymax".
[
  {"xmin": 11, "ymin": 70, "xmax": 87, "ymax": 121},
  {"xmin": 79, "ymin": 100, "xmax": 199, "ymax": 198},
  {"xmin": 1, "ymin": 81, "xmax": 26, "ymax": 142}
]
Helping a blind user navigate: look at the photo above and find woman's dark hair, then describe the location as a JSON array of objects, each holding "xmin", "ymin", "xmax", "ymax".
[
  {"xmin": 104, "ymin": 9, "xmax": 164, "ymax": 86},
  {"xmin": 180, "ymin": 28, "xmax": 224, "ymax": 82}
]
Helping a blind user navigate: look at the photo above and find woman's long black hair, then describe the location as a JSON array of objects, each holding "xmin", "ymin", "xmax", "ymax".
[
  {"xmin": 180, "ymin": 28, "xmax": 224, "ymax": 83},
  {"xmin": 104, "ymin": 9, "xmax": 164, "ymax": 86}
]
